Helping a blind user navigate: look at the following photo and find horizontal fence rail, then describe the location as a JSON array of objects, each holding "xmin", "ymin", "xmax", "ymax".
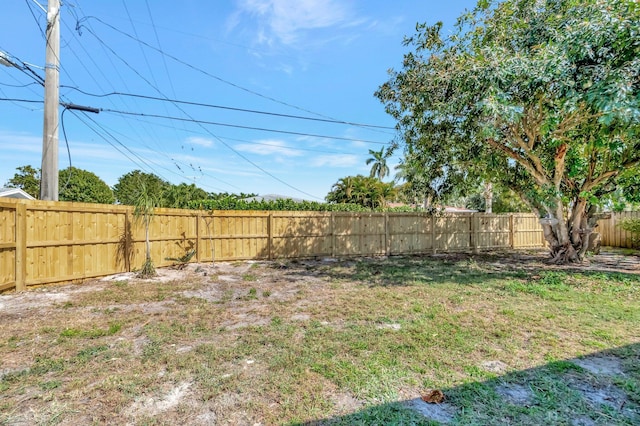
[{"xmin": 0, "ymin": 198, "xmax": 546, "ymax": 291}]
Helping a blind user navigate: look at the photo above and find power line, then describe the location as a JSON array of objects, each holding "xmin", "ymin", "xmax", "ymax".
[
  {"xmin": 24, "ymin": 0, "xmax": 46, "ymax": 40},
  {"xmin": 0, "ymin": 97, "xmax": 42, "ymax": 104},
  {"xmin": 75, "ymin": 25, "xmax": 326, "ymax": 200},
  {"xmin": 100, "ymin": 107, "xmax": 389, "ymax": 145},
  {"xmin": 61, "ymin": 11, "xmax": 178, "ymax": 167},
  {"xmin": 0, "ymin": 49, "xmax": 45, "ymax": 86},
  {"xmin": 61, "ymin": 86, "xmax": 395, "ymax": 130},
  {"xmin": 78, "ymin": 16, "xmax": 391, "ymax": 134},
  {"xmin": 144, "ymin": 0, "xmax": 178, "ymax": 100},
  {"xmin": 0, "ymin": 81, "xmax": 41, "ymax": 88},
  {"xmin": 105, "ymin": 112, "xmax": 362, "ymax": 155}
]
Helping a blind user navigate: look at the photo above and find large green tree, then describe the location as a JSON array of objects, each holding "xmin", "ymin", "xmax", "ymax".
[
  {"xmin": 59, "ymin": 167, "xmax": 114, "ymax": 204},
  {"xmin": 5, "ymin": 165, "xmax": 40, "ymax": 199},
  {"xmin": 113, "ymin": 170, "xmax": 169, "ymax": 206},
  {"xmin": 376, "ymin": 0, "xmax": 640, "ymax": 263}
]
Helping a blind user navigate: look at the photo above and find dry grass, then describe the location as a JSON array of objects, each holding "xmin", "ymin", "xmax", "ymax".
[{"xmin": 1, "ymin": 251, "xmax": 639, "ymax": 425}]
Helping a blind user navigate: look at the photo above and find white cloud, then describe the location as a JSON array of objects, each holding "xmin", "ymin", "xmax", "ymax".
[
  {"xmin": 311, "ymin": 154, "xmax": 359, "ymax": 168},
  {"xmin": 235, "ymin": 139, "xmax": 303, "ymax": 157},
  {"xmin": 0, "ymin": 129, "xmax": 41, "ymax": 153},
  {"xmin": 186, "ymin": 136, "xmax": 214, "ymax": 148},
  {"xmin": 231, "ymin": 0, "xmax": 360, "ymax": 46}
]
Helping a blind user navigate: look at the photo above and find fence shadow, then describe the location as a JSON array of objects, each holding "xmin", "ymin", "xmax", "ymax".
[
  {"xmin": 116, "ymin": 216, "xmax": 133, "ymax": 272},
  {"xmin": 289, "ymin": 343, "xmax": 640, "ymax": 425}
]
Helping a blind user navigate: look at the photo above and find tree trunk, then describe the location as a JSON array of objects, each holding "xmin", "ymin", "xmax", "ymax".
[
  {"xmin": 423, "ymin": 194, "xmax": 432, "ymax": 210},
  {"xmin": 540, "ymin": 198, "xmax": 595, "ymax": 264},
  {"xmin": 145, "ymin": 218, "xmax": 151, "ymax": 262},
  {"xmin": 483, "ymin": 182, "xmax": 493, "ymax": 214}
]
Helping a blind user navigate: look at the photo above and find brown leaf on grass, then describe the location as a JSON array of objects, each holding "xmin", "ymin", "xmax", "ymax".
[{"xmin": 421, "ymin": 389, "xmax": 445, "ymax": 404}]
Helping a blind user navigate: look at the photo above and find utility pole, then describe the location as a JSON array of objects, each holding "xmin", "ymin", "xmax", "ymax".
[{"xmin": 41, "ymin": 0, "xmax": 61, "ymax": 201}]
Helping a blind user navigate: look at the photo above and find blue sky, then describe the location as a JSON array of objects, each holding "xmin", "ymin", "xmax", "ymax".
[{"xmin": 1, "ymin": 0, "xmax": 477, "ymax": 200}]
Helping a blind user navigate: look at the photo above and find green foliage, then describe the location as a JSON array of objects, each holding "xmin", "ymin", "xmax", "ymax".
[
  {"xmin": 619, "ymin": 218, "xmax": 640, "ymax": 248},
  {"xmin": 113, "ymin": 170, "xmax": 169, "ymax": 206},
  {"xmin": 163, "ymin": 182, "xmax": 208, "ymax": 209},
  {"xmin": 376, "ymin": 0, "xmax": 640, "ymax": 261},
  {"xmin": 191, "ymin": 197, "xmax": 370, "ymax": 212},
  {"xmin": 326, "ymin": 175, "xmax": 397, "ymax": 209},
  {"xmin": 59, "ymin": 167, "xmax": 114, "ymax": 204},
  {"xmin": 5, "ymin": 165, "xmax": 40, "ymax": 198},
  {"xmin": 394, "ymin": 142, "xmax": 469, "ymax": 209}
]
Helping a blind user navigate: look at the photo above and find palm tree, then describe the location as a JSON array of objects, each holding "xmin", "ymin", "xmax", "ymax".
[
  {"xmin": 366, "ymin": 147, "xmax": 392, "ymax": 180},
  {"xmin": 326, "ymin": 176, "xmax": 356, "ymax": 204},
  {"xmin": 133, "ymin": 182, "xmax": 162, "ymax": 278}
]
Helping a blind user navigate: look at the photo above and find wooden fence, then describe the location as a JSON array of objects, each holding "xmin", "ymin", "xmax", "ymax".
[
  {"xmin": 598, "ymin": 211, "xmax": 640, "ymax": 248},
  {"xmin": 0, "ymin": 198, "xmax": 545, "ymax": 291}
]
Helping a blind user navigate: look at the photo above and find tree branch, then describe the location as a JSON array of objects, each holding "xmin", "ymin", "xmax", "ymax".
[{"xmin": 487, "ymin": 138, "xmax": 549, "ymax": 185}]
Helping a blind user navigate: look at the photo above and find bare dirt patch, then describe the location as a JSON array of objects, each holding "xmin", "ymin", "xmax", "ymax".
[{"xmin": 571, "ymin": 355, "xmax": 625, "ymax": 377}]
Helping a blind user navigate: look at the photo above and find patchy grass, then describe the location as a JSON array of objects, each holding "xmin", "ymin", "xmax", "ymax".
[{"xmin": 0, "ymin": 253, "xmax": 638, "ymax": 425}]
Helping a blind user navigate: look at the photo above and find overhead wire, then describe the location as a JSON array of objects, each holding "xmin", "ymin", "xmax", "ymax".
[
  {"xmin": 144, "ymin": 0, "xmax": 179, "ymax": 100},
  {"xmin": 100, "ymin": 107, "xmax": 389, "ymax": 145},
  {"xmin": 0, "ymin": 97, "xmax": 42, "ymax": 104},
  {"xmin": 0, "ymin": 80, "xmax": 41, "ymax": 89},
  {"xmin": 1, "ymin": 11, "xmax": 220, "ymax": 191},
  {"xmin": 121, "ymin": 0, "xmax": 186, "ymax": 150},
  {"xmin": 79, "ymin": 15, "xmax": 393, "ymax": 134},
  {"xmin": 76, "ymin": 115, "xmax": 242, "ymax": 191},
  {"xmin": 24, "ymin": 0, "xmax": 46, "ymax": 40},
  {"xmin": 73, "ymin": 3, "xmax": 169, "ymax": 147},
  {"xmin": 79, "ymin": 22, "xmax": 324, "ymax": 200},
  {"xmin": 106, "ymin": 113, "xmax": 363, "ymax": 155},
  {"xmin": 66, "ymin": 3, "xmax": 194, "ymax": 179},
  {"xmin": 69, "ymin": 109, "xmax": 231, "ymax": 193},
  {"xmin": 60, "ymin": 86, "xmax": 395, "ymax": 130}
]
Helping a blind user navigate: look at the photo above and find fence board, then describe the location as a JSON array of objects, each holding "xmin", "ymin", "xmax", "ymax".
[
  {"xmin": 0, "ymin": 202, "xmax": 17, "ymax": 290},
  {"xmin": 598, "ymin": 211, "xmax": 640, "ymax": 248},
  {"xmin": 0, "ymin": 199, "xmax": 552, "ymax": 290}
]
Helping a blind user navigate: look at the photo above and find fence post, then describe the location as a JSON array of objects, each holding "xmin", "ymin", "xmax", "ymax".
[
  {"xmin": 124, "ymin": 209, "xmax": 132, "ymax": 272},
  {"xmin": 470, "ymin": 214, "xmax": 478, "ymax": 254},
  {"xmin": 432, "ymin": 214, "xmax": 437, "ymax": 254},
  {"xmin": 385, "ymin": 212, "xmax": 390, "ymax": 256},
  {"xmin": 15, "ymin": 202, "xmax": 27, "ymax": 292},
  {"xmin": 509, "ymin": 214, "xmax": 515, "ymax": 249},
  {"xmin": 330, "ymin": 212, "xmax": 335, "ymax": 257},
  {"xmin": 195, "ymin": 213, "xmax": 201, "ymax": 263},
  {"xmin": 267, "ymin": 213, "xmax": 273, "ymax": 260}
]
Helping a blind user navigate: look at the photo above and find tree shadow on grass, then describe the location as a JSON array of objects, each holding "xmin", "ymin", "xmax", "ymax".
[
  {"xmin": 290, "ymin": 343, "xmax": 640, "ymax": 425},
  {"xmin": 275, "ymin": 251, "xmax": 640, "ymax": 288}
]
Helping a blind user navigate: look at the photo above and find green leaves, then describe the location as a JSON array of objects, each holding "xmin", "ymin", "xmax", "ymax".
[
  {"xmin": 59, "ymin": 167, "xmax": 114, "ymax": 204},
  {"xmin": 5, "ymin": 165, "xmax": 40, "ymax": 198},
  {"xmin": 326, "ymin": 175, "xmax": 397, "ymax": 209}
]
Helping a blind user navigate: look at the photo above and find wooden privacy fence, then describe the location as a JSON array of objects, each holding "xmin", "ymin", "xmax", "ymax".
[
  {"xmin": 598, "ymin": 211, "xmax": 640, "ymax": 248},
  {"xmin": 0, "ymin": 198, "xmax": 545, "ymax": 291}
]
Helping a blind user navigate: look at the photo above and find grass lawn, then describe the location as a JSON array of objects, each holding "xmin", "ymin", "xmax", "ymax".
[{"xmin": 1, "ymin": 252, "xmax": 639, "ymax": 425}]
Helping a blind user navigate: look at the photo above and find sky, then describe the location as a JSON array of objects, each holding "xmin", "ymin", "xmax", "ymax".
[{"xmin": 0, "ymin": 0, "xmax": 477, "ymax": 201}]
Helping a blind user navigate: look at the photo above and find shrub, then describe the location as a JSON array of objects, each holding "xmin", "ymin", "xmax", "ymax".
[{"xmin": 619, "ymin": 218, "xmax": 640, "ymax": 248}]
